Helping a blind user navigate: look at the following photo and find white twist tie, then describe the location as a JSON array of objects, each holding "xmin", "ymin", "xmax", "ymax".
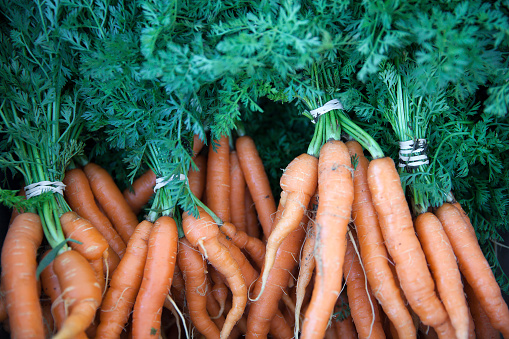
[
  {"xmin": 154, "ymin": 174, "xmax": 187, "ymax": 192},
  {"xmin": 24, "ymin": 181, "xmax": 66, "ymax": 199},
  {"xmin": 399, "ymin": 139, "xmax": 429, "ymax": 168},
  {"xmin": 309, "ymin": 99, "xmax": 343, "ymax": 123}
]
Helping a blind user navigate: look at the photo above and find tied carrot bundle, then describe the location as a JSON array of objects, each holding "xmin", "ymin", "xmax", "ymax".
[
  {"xmin": 63, "ymin": 168, "xmax": 126, "ymax": 258},
  {"xmin": 52, "ymin": 250, "xmax": 102, "ymax": 339},
  {"xmin": 346, "ymin": 140, "xmax": 416, "ymax": 339},
  {"xmin": 182, "ymin": 207, "xmax": 247, "ymax": 339},
  {"xmin": 84, "ymin": 162, "xmax": 138, "ymax": 244},
  {"xmin": 206, "ymin": 135, "xmax": 231, "ymax": 223},
  {"xmin": 435, "ymin": 203, "xmax": 509, "ymax": 338},
  {"xmin": 301, "ymin": 140, "xmax": 354, "ymax": 339},
  {"xmin": 123, "ymin": 169, "xmax": 156, "ymax": 215},
  {"xmin": 96, "ymin": 220, "xmax": 152, "ymax": 339},
  {"xmin": 132, "ymin": 216, "xmax": 178, "ymax": 338},
  {"xmin": 1, "ymin": 213, "xmax": 44, "ymax": 339},
  {"xmin": 236, "ymin": 135, "xmax": 277, "ymax": 238},
  {"xmin": 367, "ymin": 157, "xmax": 450, "ymax": 331},
  {"xmin": 178, "ymin": 238, "xmax": 221, "ymax": 338}
]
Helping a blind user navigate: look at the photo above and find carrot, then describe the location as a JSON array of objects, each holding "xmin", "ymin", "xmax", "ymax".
[
  {"xmin": 230, "ymin": 151, "xmax": 247, "ymax": 232},
  {"xmin": 206, "ymin": 135, "xmax": 231, "ymax": 222},
  {"xmin": 83, "ymin": 162, "xmax": 138, "ymax": 244},
  {"xmin": 217, "ymin": 233, "xmax": 259, "ymax": 289},
  {"xmin": 464, "ymin": 278, "xmax": 500, "ymax": 339},
  {"xmin": 435, "ymin": 203, "xmax": 509, "ymax": 337},
  {"xmin": 209, "ymin": 265, "xmax": 228, "ymax": 318},
  {"xmin": 1, "ymin": 213, "xmax": 44, "ymax": 339},
  {"xmin": 193, "ymin": 133, "xmax": 205, "ymax": 157},
  {"xmin": 178, "ymin": 238, "xmax": 221, "ymax": 338},
  {"xmin": 246, "ymin": 209, "xmax": 307, "ymax": 339},
  {"xmin": 346, "ymin": 140, "xmax": 416, "ymax": 339},
  {"xmin": 219, "ymin": 221, "xmax": 265, "ymax": 270},
  {"xmin": 188, "ymin": 153, "xmax": 207, "ymax": 201},
  {"xmin": 269, "ymin": 311, "xmax": 294, "ymax": 339},
  {"xmin": 52, "ymin": 249, "xmax": 102, "ymax": 339},
  {"xmin": 301, "ymin": 140, "xmax": 354, "ymax": 339},
  {"xmin": 236, "ymin": 135, "xmax": 277, "ymax": 238},
  {"xmin": 171, "ymin": 265, "xmax": 186, "ymax": 310},
  {"xmin": 123, "ymin": 169, "xmax": 156, "ymax": 215},
  {"xmin": 244, "ymin": 188, "xmax": 261, "ymax": 239},
  {"xmin": 258, "ymin": 153, "xmax": 318, "ymax": 300},
  {"xmin": 104, "ymin": 246, "xmax": 120, "ymax": 276},
  {"xmin": 63, "ymin": 168, "xmax": 127, "ymax": 258},
  {"xmin": 367, "ymin": 157, "xmax": 450, "ymax": 330},
  {"xmin": 343, "ymin": 233, "xmax": 385, "ymax": 339},
  {"xmin": 414, "ymin": 212, "xmax": 469, "ymax": 339},
  {"xmin": 334, "ymin": 293, "xmax": 358, "ymax": 339},
  {"xmin": 182, "ymin": 207, "xmax": 247, "ymax": 339},
  {"xmin": 132, "ymin": 216, "xmax": 178, "ymax": 338}
]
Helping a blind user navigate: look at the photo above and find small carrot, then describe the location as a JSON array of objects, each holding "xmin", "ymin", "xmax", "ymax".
[
  {"xmin": 346, "ymin": 140, "xmax": 416, "ymax": 339},
  {"xmin": 415, "ymin": 212, "xmax": 469, "ymax": 339},
  {"xmin": 123, "ymin": 169, "xmax": 156, "ymax": 215},
  {"xmin": 343, "ymin": 233, "xmax": 385, "ymax": 339},
  {"xmin": 301, "ymin": 140, "xmax": 354, "ymax": 339},
  {"xmin": 1, "ymin": 213, "xmax": 44, "ymax": 339},
  {"xmin": 132, "ymin": 217, "xmax": 178, "ymax": 338},
  {"xmin": 52, "ymin": 250, "xmax": 102, "ymax": 339},
  {"xmin": 230, "ymin": 151, "xmax": 247, "ymax": 232},
  {"xmin": 206, "ymin": 135, "xmax": 231, "ymax": 222},
  {"xmin": 178, "ymin": 238, "xmax": 221, "ymax": 338},
  {"xmin": 188, "ymin": 153, "xmax": 207, "ymax": 201},
  {"xmin": 367, "ymin": 157, "xmax": 450, "ymax": 331},
  {"xmin": 435, "ymin": 203, "xmax": 509, "ymax": 337},
  {"xmin": 63, "ymin": 168, "xmax": 126, "ymax": 258},
  {"xmin": 244, "ymin": 188, "xmax": 261, "ymax": 239},
  {"xmin": 182, "ymin": 207, "xmax": 247, "ymax": 339},
  {"xmin": 236, "ymin": 135, "xmax": 276, "ymax": 238},
  {"xmin": 83, "ymin": 162, "xmax": 138, "ymax": 244},
  {"xmin": 258, "ymin": 153, "xmax": 318, "ymax": 300}
]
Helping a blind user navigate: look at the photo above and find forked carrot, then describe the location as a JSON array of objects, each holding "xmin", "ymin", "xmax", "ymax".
[
  {"xmin": 230, "ymin": 151, "xmax": 247, "ymax": 232},
  {"xmin": 52, "ymin": 250, "xmax": 102, "ymax": 339},
  {"xmin": 206, "ymin": 135, "xmax": 231, "ymax": 222},
  {"xmin": 123, "ymin": 169, "xmax": 156, "ymax": 215},
  {"xmin": 236, "ymin": 135, "xmax": 276, "ymax": 238},
  {"xmin": 83, "ymin": 163, "xmax": 138, "ymax": 244},
  {"xmin": 367, "ymin": 157, "xmax": 450, "ymax": 331},
  {"xmin": 415, "ymin": 212, "xmax": 469, "ymax": 339},
  {"xmin": 63, "ymin": 168, "xmax": 126, "ymax": 258},
  {"xmin": 182, "ymin": 207, "xmax": 247, "ymax": 339},
  {"xmin": 301, "ymin": 140, "xmax": 354, "ymax": 339},
  {"xmin": 435, "ymin": 203, "xmax": 509, "ymax": 337},
  {"xmin": 1, "ymin": 213, "xmax": 44, "ymax": 339},
  {"xmin": 178, "ymin": 238, "xmax": 221, "ymax": 338},
  {"xmin": 132, "ymin": 217, "xmax": 178, "ymax": 338}
]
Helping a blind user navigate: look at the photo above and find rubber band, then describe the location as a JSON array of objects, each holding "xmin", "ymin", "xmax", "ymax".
[
  {"xmin": 153, "ymin": 174, "xmax": 187, "ymax": 192},
  {"xmin": 309, "ymin": 99, "xmax": 343, "ymax": 123},
  {"xmin": 398, "ymin": 139, "xmax": 429, "ymax": 168},
  {"xmin": 24, "ymin": 181, "xmax": 66, "ymax": 199}
]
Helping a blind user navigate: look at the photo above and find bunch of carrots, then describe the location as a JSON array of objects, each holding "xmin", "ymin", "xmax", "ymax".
[{"xmin": 2, "ymin": 110, "xmax": 509, "ymax": 339}]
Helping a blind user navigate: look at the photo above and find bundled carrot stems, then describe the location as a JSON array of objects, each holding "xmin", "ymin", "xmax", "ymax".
[{"xmin": 1, "ymin": 0, "xmax": 509, "ymax": 338}]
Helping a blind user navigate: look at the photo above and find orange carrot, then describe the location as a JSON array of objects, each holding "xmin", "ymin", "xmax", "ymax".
[
  {"xmin": 219, "ymin": 222, "xmax": 265, "ymax": 270},
  {"xmin": 334, "ymin": 294, "xmax": 358, "ymax": 339},
  {"xmin": 346, "ymin": 141, "xmax": 416, "ymax": 339},
  {"xmin": 236, "ymin": 135, "xmax": 276, "ymax": 238},
  {"xmin": 188, "ymin": 153, "xmax": 207, "ymax": 201},
  {"xmin": 103, "ymin": 246, "xmax": 120, "ymax": 276},
  {"xmin": 244, "ymin": 188, "xmax": 261, "ymax": 239},
  {"xmin": 464, "ymin": 278, "xmax": 500, "ymax": 339},
  {"xmin": 367, "ymin": 157, "xmax": 450, "ymax": 331},
  {"xmin": 123, "ymin": 169, "xmax": 156, "ymax": 215},
  {"xmin": 63, "ymin": 168, "xmax": 127, "ymax": 258},
  {"xmin": 52, "ymin": 250, "xmax": 102, "ymax": 339},
  {"xmin": 269, "ymin": 311, "xmax": 294, "ymax": 339},
  {"xmin": 435, "ymin": 203, "xmax": 509, "ymax": 337},
  {"xmin": 83, "ymin": 163, "xmax": 138, "ymax": 244},
  {"xmin": 170, "ymin": 264, "xmax": 186, "ymax": 310},
  {"xmin": 258, "ymin": 153, "xmax": 318, "ymax": 299},
  {"xmin": 209, "ymin": 265, "xmax": 228, "ymax": 318},
  {"xmin": 230, "ymin": 151, "xmax": 247, "ymax": 232},
  {"xmin": 193, "ymin": 134, "xmax": 205, "ymax": 157},
  {"xmin": 343, "ymin": 233, "xmax": 385, "ymax": 339},
  {"xmin": 301, "ymin": 140, "xmax": 354, "ymax": 339},
  {"xmin": 1, "ymin": 213, "xmax": 44, "ymax": 339},
  {"xmin": 206, "ymin": 135, "xmax": 231, "ymax": 222},
  {"xmin": 415, "ymin": 212, "xmax": 469, "ymax": 339},
  {"xmin": 178, "ymin": 238, "xmax": 221, "ymax": 338},
  {"xmin": 132, "ymin": 217, "xmax": 178, "ymax": 338},
  {"xmin": 183, "ymin": 207, "xmax": 247, "ymax": 339}
]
